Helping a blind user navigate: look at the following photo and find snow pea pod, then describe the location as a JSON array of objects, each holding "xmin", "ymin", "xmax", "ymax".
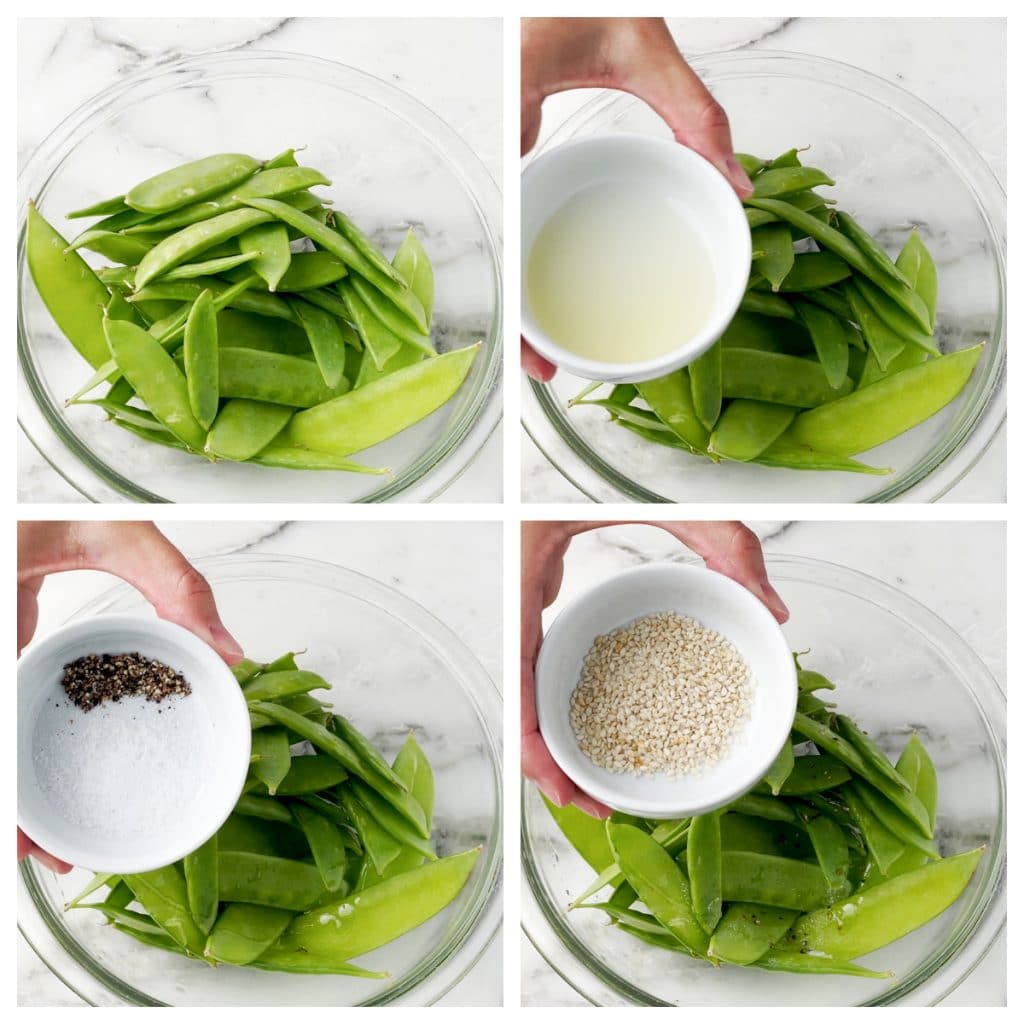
[
  {"xmin": 687, "ymin": 813, "xmax": 723, "ymax": 933},
  {"xmin": 745, "ymin": 198, "xmax": 931, "ymax": 331},
  {"xmin": 291, "ymin": 803, "xmax": 349, "ymax": 891},
  {"xmin": 219, "ymin": 347, "xmax": 348, "ymax": 407},
  {"xmin": 752, "ymin": 951, "xmax": 891, "ymax": 979},
  {"xmin": 259, "ymin": 847, "xmax": 480, "ymax": 969},
  {"xmin": 797, "ymin": 808, "xmax": 851, "ymax": 901},
  {"xmin": 26, "ymin": 203, "xmax": 113, "ymax": 368},
  {"xmin": 66, "ymin": 872, "xmax": 119, "ymax": 909},
  {"xmin": 348, "ymin": 779, "xmax": 436, "ymax": 860},
  {"xmin": 348, "ymin": 275, "xmax": 434, "ymax": 354},
  {"xmin": 834, "ymin": 210, "xmax": 911, "ymax": 288},
  {"xmin": 849, "ymin": 780, "xmax": 939, "ymax": 858},
  {"xmin": 785, "ymin": 344, "xmax": 984, "ymax": 457},
  {"xmin": 162, "ymin": 250, "xmax": 261, "ymax": 282},
  {"xmin": 331, "ymin": 716, "xmax": 408, "ymax": 793},
  {"xmin": 123, "ymin": 866, "xmax": 208, "ymax": 956},
  {"xmin": 243, "ymin": 669, "xmax": 330, "ymax": 703},
  {"xmin": 845, "ymin": 280, "xmax": 905, "ymax": 370},
  {"xmin": 331, "ymin": 209, "xmax": 404, "ymax": 286},
  {"xmin": 204, "ymin": 904, "xmax": 295, "ymax": 966},
  {"xmin": 776, "ymin": 251, "xmax": 851, "ymax": 291},
  {"xmin": 795, "ymin": 300, "xmax": 849, "ymax": 390},
  {"xmin": 709, "ymin": 400, "xmax": 796, "ymax": 461},
  {"xmin": 234, "ymin": 794, "xmax": 294, "ymax": 824},
  {"xmin": 393, "ymin": 733, "xmax": 435, "ymax": 828},
  {"xmin": 69, "ymin": 229, "xmax": 157, "ymax": 264},
  {"xmin": 896, "ymin": 734, "xmax": 938, "ymax": 831},
  {"xmin": 183, "ymin": 289, "xmax": 219, "ymax": 429},
  {"xmin": 728, "ymin": 794, "xmax": 798, "ymax": 823},
  {"xmin": 799, "ymin": 285, "xmax": 858, "ymax": 326},
  {"xmin": 206, "ymin": 399, "xmax": 292, "ymax": 461},
  {"xmin": 896, "ymin": 230, "xmax": 938, "ymax": 329},
  {"xmin": 753, "ymin": 440, "xmax": 890, "ymax": 475},
  {"xmin": 289, "ymin": 296, "xmax": 349, "ymax": 386},
  {"xmin": 751, "ymin": 223, "xmax": 795, "ymax": 292},
  {"xmin": 285, "ymin": 343, "xmax": 480, "ymax": 457},
  {"xmin": 719, "ymin": 851, "xmax": 830, "ymax": 911},
  {"xmin": 852, "ymin": 276, "xmax": 938, "ymax": 353},
  {"xmin": 337, "ymin": 788, "xmax": 402, "ymax": 874},
  {"xmin": 856, "ymin": 341, "xmax": 928, "ymax": 389},
  {"xmin": 773, "ymin": 754, "xmax": 851, "ymax": 796},
  {"xmin": 707, "ymin": 903, "xmax": 798, "ymax": 965},
  {"xmin": 392, "ymin": 228, "xmax": 435, "ymax": 323},
  {"xmin": 722, "ymin": 348, "xmax": 853, "ymax": 407},
  {"xmin": 67, "ymin": 194, "xmax": 130, "ymax": 219},
  {"xmin": 840, "ymin": 783, "xmax": 905, "ymax": 874},
  {"xmin": 608, "ymin": 823, "xmax": 708, "ymax": 956},
  {"xmin": 751, "ymin": 166, "xmax": 835, "ymax": 198},
  {"xmin": 183, "ymin": 833, "xmax": 219, "ymax": 934},
  {"xmin": 251, "ymin": 443, "xmax": 385, "ymax": 474},
  {"xmin": 761, "ymin": 737, "xmax": 795, "ymax": 795},
  {"xmin": 218, "ymin": 851, "xmax": 330, "ymax": 910},
  {"xmin": 74, "ymin": 399, "xmax": 168, "ymax": 433},
  {"xmin": 543, "ymin": 794, "xmax": 615, "ymax": 873},
  {"xmin": 276, "ymin": 251, "xmax": 348, "ymax": 291},
  {"xmin": 104, "ymin": 317, "xmax": 207, "ymax": 449},
  {"xmin": 739, "ymin": 291, "xmax": 798, "ymax": 321},
  {"xmin": 634, "ymin": 370, "xmax": 709, "ymax": 452},
  {"xmin": 249, "ymin": 701, "xmax": 428, "ymax": 837},
  {"xmin": 250, "ymin": 727, "xmax": 292, "ymax": 795},
  {"xmin": 576, "ymin": 399, "xmax": 674, "ymax": 432},
  {"xmin": 734, "ymin": 152, "xmax": 768, "ymax": 176},
  {"xmin": 339, "ymin": 279, "xmax": 402, "ymax": 369},
  {"xmin": 126, "ymin": 153, "xmax": 261, "ymax": 213},
  {"xmin": 258, "ymin": 754, "xmax": 348, "ymax": 796},
  {"xmin": 241, "ymin": 222, "xmax": 291, "ymax": 292},
  {"xmin": 689, "ymin": 342, "xmax": 723, "ymax": 431},
  {"xmin": 779, "ymin": 847, "xmax": 984, "ymax": 960},
  {"xmin": 833, "ymin": 714, "xmax": 912, "ymax": 795},
  {"xmin": 720, "ymin": 815, "xmax": 804, "ymax": 858}
]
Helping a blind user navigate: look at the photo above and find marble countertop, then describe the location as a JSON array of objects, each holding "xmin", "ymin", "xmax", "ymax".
[
  {"xmin": 17, "ymin": 17, "xmax": 502, "ymax": 503},
  {"xmin": 522, "ymin": 519, "xmax": 1006, "ymax": 1005},
  {"xmin": 522, "ymin": 16, "xmax": 1006, "ymax": 503},
  {"xmin": 18, "ymin": 521, "xmax": 502, "ymax": 1006}
]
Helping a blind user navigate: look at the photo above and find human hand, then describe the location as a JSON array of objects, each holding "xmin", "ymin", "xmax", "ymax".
[
  {"xmin": 17, "ymin": 521, "xmax": 244, "ymax": 871},
  {"xmin": 521, "ymin": 18, "xmax": 753, "ymax": 382},
  {"xmin": 521, "ymin": 521, "xmax": 788, "ymax": 817}
]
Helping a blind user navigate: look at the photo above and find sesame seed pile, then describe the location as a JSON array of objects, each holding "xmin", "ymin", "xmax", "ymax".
[
  {"xmin": 569, "ymin": 612, "xmax": 752, "ymax": 777},
  {"xmin": 60, "ymin": 652, "xmax": 192, "ymax": 712}
]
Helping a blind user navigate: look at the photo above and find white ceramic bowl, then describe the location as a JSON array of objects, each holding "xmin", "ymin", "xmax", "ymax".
[
  {"xmin": 535, "ymin": 563, "xmax": 795, "ymax": 817},
  {"xmin": 521, "ymin": 133, "xmax": 750, "ymax": 383},
  {"xmin": 18, "ymin": 615, "xmax": 250, "ymax": 872}
]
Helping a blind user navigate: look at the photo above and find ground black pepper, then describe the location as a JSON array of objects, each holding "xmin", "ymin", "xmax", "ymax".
[{"xmin": 60, "ymin": 652, "xmax": 191, "ymax": 712}]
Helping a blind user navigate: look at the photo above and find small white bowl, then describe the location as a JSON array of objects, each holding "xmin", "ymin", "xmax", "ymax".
[
  {"xmin": 521, "ymin": 133, "xmax": 751, "ymax": 383},
  {"xmin": 535, "ymin": 563, "xmax": 796, "ymax": 818},
  {"xmin": 18, "ymin": 614, "xmax": 250, "ymax": 872}
]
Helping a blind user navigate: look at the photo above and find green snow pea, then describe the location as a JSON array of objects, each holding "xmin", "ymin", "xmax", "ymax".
[
  {"xmin": 67, "ymin": 194, "xmax": 130, "ymax": 219},
  {"xmin": 275, "ymin": 251, "xmax": 348, "ymax": 291},
  {"xmin": 720, "ymin": 814, "xmax": 805, "ymax": 859},
  {"xmin": 291, "ymin": 803, "xmax": 349, "ymax": 891},
  {"xmin": 850, "ymin": 780, "xmax": 939, "ymax": 859},
  {"xmin": 103, "ymin": 317, "xmax": 206, "ymax": 449},
  {"xmin": 739, "ymin": 291, "xmax": 799, "ymax": 321},
  {"xmin": 204, "ymin": 904, "xmax": 295, "ymax": 966},
  {"xmin": 799, "ymin": 285, "xmax": 858, "ymax": 325},
  {"xmin": 634, "ymin": 371, "xmax": 709, "ymax": 452},
  {"xmin": 338, "ymin": 279, "xmax": 402, "ymax": 369},
  {"xmin": 779, "ymin": 847, "xmax": 984, "ymax": 960},
  {"xmin": 183, "ymin": 289, "xmax": 219, "ymax": 429},
  {"xmin": 392, "ymin": 228, "xmax": 435, "ymax": 323},
  {"xmin": 856, "ymin": 341, "xmax": 929, "ymax": 389},
  {"xmin": 249, "ymin": 727, "xmax": 292, "ymax": 795},
  {"xmin": 785, "ymin": 344, "xmax": 984, "ymax": 457},
  {"xmin": 708, "ymin": 400, "xmax": 796, "ymax": 461},
  {"xmin": 608, "ymin": 823, "xmax": 708, "ymax": 956},
  {"xmin": 242, "ymin": 669, "xmax": 330, "ymax": 703},
  {"xmin": 252, "ymin": 444, "xmax": 385, "ymax": 474},
  {"xmin": 795, "ymin": 300, "xmax": 850, "ymax": 390},
  {"xmin": 722, "ymin": 348, "xmax": 853, "ymax": 407},
  {"xmin": 797, "ymin": 808, "xmax": 851, "ymax": 901},
  {"xmin": 687, "ymin": 813, "xmax": 723, "ymax": 933},
  {"xmin": 851, "ymin": 276, "xmax": 939, "ymax": 354},
  {"xmin": 772, "ymin": 754, "xmax": 852, "ymax": 796},
  {"xmin": 337, "ymin": 788, "xmax": 402, "ymax": 874},
  {"xmin": 241, "ymin": 222, "xmax": 291, "ymax": 292},
  {"xmin": 217, "ymin": 851, "xmax": 330, "ymax": 911},
  {"xmin": 68, "ymin": 229, "xmax": 157, "ymax": 264},
  {"xmin": 74, "ymin": 399, "xmax": 168, "ymax": 433},
  {"xmin": 734, "ymin": 152, "xmax": 768, "ymax": 176},
  {"xmin": 218, "ymin": 347, "xmax": 348, "ymax": 407},
  {"xmin": 216, "ymin": 308, "xmax": 310, "ymax": 355},
  {"xmin": 331, "ymin": 716, "xmax": 408, "ymax": 793},
  {"xmin": 393, "ymin": 732, "xmax": 435, "ymax": 827},
  {"xmin": 707, "ymin": 903, "xmax": 798, "ymax": 965},
  {"xmin": 833, "ymin": 714, "xmax": 913, "ymax": 796},
  {"xmin": 543, "ymin": 795, "xmax": 615, "ymax": 872},
  {"xmin": 840, "ymin": 783, "xmax": 905, "ymax": 874},
  {"xmin": 776, "ymin": 251, "xmax": 851, "ymax": 291},
  {"xmin": 718, "ymin": 851, "xmax": 830, "ymax": 912},
  {"xmin": 348, "ymin": 778, "xmax": 436, "ymax": 860},
  {"xmin": 217, "ymin": 812, "xmax": 309, "ymax": 860},
  {"xmin": 751, "ymin": 223, "xmax": 795, "ymax": 292},
  {"xmin": 745, "ymin": 198, "xmax": 931, "ymax": 331},
  {"xmin": 752, "ymin": 951, "xmax": 891, "ymax": 979},
  {"xmin": 728, "ymin": 793, "xmax": 798, "ymax": 823},
  {"xmin": 123, "ymin": 866, "xmax": 208, "ymax": 956},
  {"xmin": 65, "ymin": 871, "xmax": 119, "ymax": 909},
  {"xmin": 258, "ymin": 848, "xmax": 480, "ymax": 968},
  {"xmin": 576, "ymin": 399, "xmax": 675, "ymax": 432},
  {"xmin": 284, "ymin": 343, "xmax": 480, "ymax": 458},
  {"xmin": 330, "ymin": 209, "xmax": 404, "ymax": 286},
  {"xmin": 26, "ymin": 203, "xmax": 113, "ymax": 368},
  {"xmin": 348, "ymin": 275, "xmax": 434, "ymax": 353},
  {"xmin": 689, "ymin": 342, "xmax": 723, "ymax": 431},
  {"xmin": 234, "ymin": 793, "xmax": 295, "ymax": 824},
  {"xmin": 750, "ymin": 166, "xmax": 835, "ymax": 198},
  {"xmin": 845, "ymin": 279, "xmax": 906, "ymax": 370},
  {"xmin": 257, "ymin": 754, "xmax": 348, "ymax": 796},
  {"xmin": 753, "ymin": 440, "xmax": 890, "ymax": 475},
  {"xmin": 833, "ymin": 210, "xmax": 912, "ymax": 289},
  {"xmin": 183, "ymin": 833, "xmax": 219, "ymax": 934},
  {"xmin": 126, "ymin": 153, "xmax": 261, "ymax": 213},
  {"xmin": 162, "ymin": 250, "xmax": 261, "ymax": 282},
  {"xmin": 896, "ymin": 734, "xmax": 938, "ymax": 831},
  {"xmin": 761, "ymin": 737, "xmax": 796, "ymax": 795},
  {"xmin": 896, "ymin": 230, "xmax": 938, "ymax": 329},
  {"xmin": 206, "ymin": 399, "xmax": 292, "ymax": 461},
  {"xmin": 289, "ymin": 295, "xmax": 351, "ymax": 387}
]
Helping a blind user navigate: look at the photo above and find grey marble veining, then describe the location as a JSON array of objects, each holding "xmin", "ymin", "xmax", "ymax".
[
  {"xmin": 19, "ymin": 522, "xmax": 502, "ymax": 1006},
  {"xmin": 522, "ymin": 520, "xmax": 1005, "ymax": 1005}
]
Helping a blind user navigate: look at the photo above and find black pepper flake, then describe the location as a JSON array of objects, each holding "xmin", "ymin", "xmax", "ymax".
[{"xmin": 60, "ymin": 652, "xmax": 191, "ymax": 712}]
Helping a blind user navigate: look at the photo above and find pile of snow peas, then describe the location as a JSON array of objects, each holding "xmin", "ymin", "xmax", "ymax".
[
  {"xmin": 26, "ymin": 150, "xmax": 480, "ymax": 474},
  {"xmin": 66, "ymin": 652, "xmax": 480, "ymax": 976},
  {"xmin": 569, "ymin": 147, "xmax": 983, "ymax": 474},
  {"xmin": 544, "ymin": 654, "xmax": 984, "ymax": 979}
]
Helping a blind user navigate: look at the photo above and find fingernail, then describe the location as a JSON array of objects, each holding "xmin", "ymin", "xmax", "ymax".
[
  {"xmin": 210, "ymin": 621, "xmax": 244, "ymax": 660},
  {"xmin": 726, "ymin": 157, "xmax": 754, "ymax": 196}
]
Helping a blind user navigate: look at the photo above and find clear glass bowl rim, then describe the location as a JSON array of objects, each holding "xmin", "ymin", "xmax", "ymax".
[
  {"xmin": 521, "ymin": 552, "xmax": 1007, "ymax": 1006},
  {"xmin": 19, "ymin": 552, "xmax": 503, "ymax": 1006},
  {"xmin": 18, "ymin": 48, "xmax": 503, "ymax": 504},
  {"xmin": 522, "ymin": 49, "xmax": 1006, "ymax": 504}
]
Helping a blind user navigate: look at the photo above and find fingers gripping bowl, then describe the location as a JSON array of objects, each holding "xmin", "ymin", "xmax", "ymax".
[
  {"xmin": 18, "ymin": 51, "xmax": 502, "ymax": 503},
  {"xmin": 18, "ymin": 555, "xmax": 503, "ymax": 1006}
]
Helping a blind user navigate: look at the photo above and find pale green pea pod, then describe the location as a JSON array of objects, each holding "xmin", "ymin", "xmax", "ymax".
[
  {"xmin": 392, "ymin": 228, "xmax": 435, "ymax": 323},
  {"xmin": 206, "ymin": 399, "xmax": 292, "ymax": 461},
  {"xmin": 204, "ymin": 904, "xmax": 295, "ymax": 966},
  {"xmin": 708, "ymin": 903, "xmax": 799, "ymax": 965},
  {"xmin": 125, "ymin": 152, "xmax": 262, "ymax": 213},
  {"xmin": 708, "ymin": 400, "xmax": 796, "ymax": 462},
  {"xmin": 183, "ymin": 289, "xmax": 219, "ymax": 430}
]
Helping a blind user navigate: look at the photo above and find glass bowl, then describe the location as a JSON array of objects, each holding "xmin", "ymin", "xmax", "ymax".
[
  {"xmin": 522, "ymin": 554, "xmax": 1006, "ymax": 1006},
  {"xmin": 19, "ymin": 554, "xmax": 503, "ymax": 1006},
  {"xmin": 18, "ymin": 50, "xmax": 502, "ymax": 503},
  {"xmin": 522, "ymin": 51, "xmax": 1005, "ymax": 503}
]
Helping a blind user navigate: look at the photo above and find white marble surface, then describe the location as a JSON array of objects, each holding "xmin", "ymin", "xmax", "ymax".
[
  {"xmin": 18, "ymin": 17, "xmax": 502, "ymax": 503},
  {"xmin": 18, "ymin": 521, "xmax": 502, "ymax": 1006},
  {"xmin": 521, "ymin": 519, "xmax": 1005, "ymax": 1005},
  {"xmin": 521, "ymin": 16, "xmax": 1006, "ymax": 503}
]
